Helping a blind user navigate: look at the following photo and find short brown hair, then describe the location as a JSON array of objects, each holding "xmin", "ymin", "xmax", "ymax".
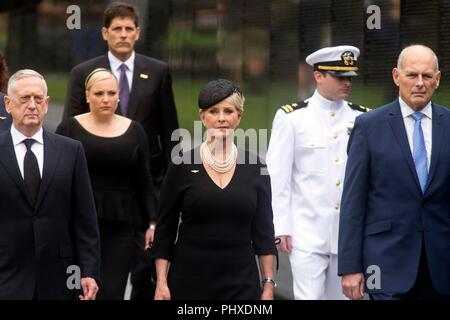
[
  {"xmin": 0, "ymin": 52, "xmax": 8, "ymax": 93},
  {"xmin": 104, "ymin": 2, "xmax": 139, "ymax": 28}
]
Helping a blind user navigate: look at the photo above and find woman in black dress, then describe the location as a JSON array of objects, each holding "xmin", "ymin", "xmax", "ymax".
[
  {"xmin": 56, "ymin": 68, "xmax": 157, "ymax": 299},
  {"xmin": 152, "ymin": 79, "xmax": 277, "ymax": 300}
]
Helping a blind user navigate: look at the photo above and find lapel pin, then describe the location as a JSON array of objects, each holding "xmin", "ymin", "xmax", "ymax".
[
  {"xmin": 140, "ymin": 73, "xmax": 149, "ymax": 79},
  {"xmin": 191, "ymin": 170, "xmax": 199, "ymax": 173},
  {"xmin": 0, "ymin": 116, "xmax": 6, "ymax": 121}
]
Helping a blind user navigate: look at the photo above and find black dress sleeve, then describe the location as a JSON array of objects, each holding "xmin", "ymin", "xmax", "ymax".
[
  {"xmin": 251, "ymin": 163, "xmax": 277, "ymax": 256},
  {"xmin": 151, "ymin": 161, "xmax": 183, "ymax": 261},
  {"xmin": 134, "ymin": 121, "xmax": 158, "ymax": 223}
]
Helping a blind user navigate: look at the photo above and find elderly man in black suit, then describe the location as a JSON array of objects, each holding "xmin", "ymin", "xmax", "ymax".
[
  {"xmin": 62, "ymin": 2, "xmax": 179, "ymax": 299},
  {"xmin": 0, "ymin": 69, "xmax": 100, "ymax": 300}
]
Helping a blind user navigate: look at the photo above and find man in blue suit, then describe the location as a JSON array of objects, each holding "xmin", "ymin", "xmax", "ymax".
[
  {"xmin": 338, "ymin": 45, "xmax": 450, "ymax": 300},
  {"xmin": 0, "ymin": 91, "xmax": 12, "ymax": 132}
]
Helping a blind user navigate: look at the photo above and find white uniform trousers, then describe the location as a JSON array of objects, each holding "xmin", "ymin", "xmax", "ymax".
[{"xmin": 289, "ymin": 248, "xmax": 347, "ymax": 300}]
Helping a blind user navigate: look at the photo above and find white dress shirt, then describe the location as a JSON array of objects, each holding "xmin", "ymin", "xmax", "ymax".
[
  {"xmin": 11, "ymin": 125, "xmax": 44, "ymax": 178},
  {"xmin": 399, "ymin": 97, "xmax": 432, "ymax": 171},
  {"xmin": 108, "ymin": 51, "xmax": 135, "ymax": 90}
]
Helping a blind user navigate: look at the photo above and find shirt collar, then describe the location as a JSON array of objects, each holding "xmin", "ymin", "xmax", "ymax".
[
  {"xmin": 312, "ymin": 89, "xmax": 344, "ymax": 111},
  {"xmin": 10, "ymin": 125, "xmax": 44, "ymax": 146},
  {"xmin": 108, "ymin": 51, "xmax": 135, "ymax": 73},
  {"xmin": 399, "ymin": 97, "xmax": 432, "ymax": 120}
]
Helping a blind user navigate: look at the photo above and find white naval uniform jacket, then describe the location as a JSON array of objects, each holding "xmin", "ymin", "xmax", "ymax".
[{"xmin": 266, "ymin": 90, "xmax": 366, "ymax": 254}]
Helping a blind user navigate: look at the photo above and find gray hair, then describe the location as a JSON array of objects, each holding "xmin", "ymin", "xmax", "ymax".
[
  {"xmin": 7, "ymin": 69, "xmax": 48, "ymax": 96},
  {"xmin": 397, "ymin": 44, "xmax": 439, "ymax": 71}
]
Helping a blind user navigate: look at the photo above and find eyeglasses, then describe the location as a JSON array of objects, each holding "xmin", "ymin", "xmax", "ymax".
[{"xmin": 17, "ymin": 95, "xmax": 45, "ymax": 104}]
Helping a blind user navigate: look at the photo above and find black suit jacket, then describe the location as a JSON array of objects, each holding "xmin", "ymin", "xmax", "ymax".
[
  {"xmin": 63, "ymin": 53, "xmax": 179, "ymax": 186},
  {"xmin": 0, "ymin": 130, "xmax": 100, "ymax": 299},
  {"xmin": 0, "ymin": 92, "xmax": 12, "ymax": 133}
]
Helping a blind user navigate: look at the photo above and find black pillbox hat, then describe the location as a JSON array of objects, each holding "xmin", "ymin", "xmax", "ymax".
[{"xmin": 198, "ymin": 79, "xmax": 241, "ymax": 109}]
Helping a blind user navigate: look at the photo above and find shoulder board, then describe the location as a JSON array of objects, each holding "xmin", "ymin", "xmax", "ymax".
[
  {"xmin": 280, "ymin": 99, "xmax": 309, "ymax": 113},
  {"xmin": 347, "ymin": 102, "xmax": 371, "ymax": 112}
]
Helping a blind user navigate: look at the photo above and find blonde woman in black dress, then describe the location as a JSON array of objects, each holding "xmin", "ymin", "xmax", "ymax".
[
  {"xmin": 152, "ymin": 79, "xmax": 277, "ymax": 300},
  {"xmin": 56, "ymin": 69, "xmax": 157, "ymax": 299}
]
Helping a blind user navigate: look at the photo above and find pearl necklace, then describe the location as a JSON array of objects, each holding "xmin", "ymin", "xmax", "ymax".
[{"xmin": 200, "ymin": 141, "xmax": 237, "ymax": 173}]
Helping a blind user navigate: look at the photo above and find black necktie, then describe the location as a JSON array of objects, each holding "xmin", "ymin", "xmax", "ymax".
[{"xmin": 23, "ymin": 139, "xmax": 41, "ymax": 205}]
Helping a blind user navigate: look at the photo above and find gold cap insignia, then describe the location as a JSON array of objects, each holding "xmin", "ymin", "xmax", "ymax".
[{"xmin": 341, "ymin": 51, "xmax": 355, "ymax": 66}]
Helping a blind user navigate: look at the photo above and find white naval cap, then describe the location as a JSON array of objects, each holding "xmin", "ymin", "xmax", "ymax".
[{"xmin": 305, "ymin": 45, "xmax": 360, "ymax": 76}]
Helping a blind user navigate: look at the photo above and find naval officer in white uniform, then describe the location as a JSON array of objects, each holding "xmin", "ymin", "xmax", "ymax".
[{"xmin": 266, "ymin": 45, "xmax": 370, "ymax": 300}]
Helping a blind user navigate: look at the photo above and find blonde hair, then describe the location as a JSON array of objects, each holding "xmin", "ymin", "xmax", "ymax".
[
  {"xmin": 84, "ymin": 68, "xmax": 118, "ymax": 91},
  {"xmin": 224, "ymin": 92, "xmax": 245, "ymax": 114}
]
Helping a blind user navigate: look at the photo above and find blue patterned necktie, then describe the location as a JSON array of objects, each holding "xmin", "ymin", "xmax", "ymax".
[
  {"xmin": 411, "ymin": 112, "xmax": 428, "ymax": 193},
  {"xmin": 119, "ymin": 64, "xmax": 130, "ymax": 116}
]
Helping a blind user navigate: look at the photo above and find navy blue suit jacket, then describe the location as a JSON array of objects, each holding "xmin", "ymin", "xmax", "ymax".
[
  {"xmin": 338, "ymin": 100, "xmax": 450, "ymax": 295},
  {"xmin": 0, "ymin": 130, "xmax": 100, "ymax": 299},
  {"xmin": 0, "ymin": 92, "xmax": 12, "ymax": 133}
]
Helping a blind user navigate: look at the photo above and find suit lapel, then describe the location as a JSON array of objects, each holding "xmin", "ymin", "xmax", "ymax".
[
  {"xmin": 35, "ymin": 131, "xmax": 60, "ymax": 211},
  {"xmin": 127, "ymin": 55, "xmax": 148, "ymax": 119},
  {"xmin": 100, "ymin": 54, "xmax": 111, "ymax": 69},
  {"xmin": 425, "ymin": 103, "xmax": 444, "ymax": 194},
  {"xmin": 0, "ymin": 132, "xmax": 35, "ymax": 207},
  {"xmin": 387, "ymin": 101, "xmax": 422, "ymax": 193}
]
